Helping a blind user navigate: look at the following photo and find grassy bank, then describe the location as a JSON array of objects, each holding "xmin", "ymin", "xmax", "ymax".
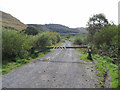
[
  {"xmin": 2, "ymin": 41, "xmax": 65, "ymax": 75},
  {"xmin": 76, "ymin": 49, "xmax": 119, "ymax": 88}
]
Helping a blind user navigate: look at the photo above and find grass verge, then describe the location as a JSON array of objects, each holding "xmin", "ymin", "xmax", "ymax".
[{"xmin": 76, "ymin": 49, "xmax": 119, "ymax": 88}]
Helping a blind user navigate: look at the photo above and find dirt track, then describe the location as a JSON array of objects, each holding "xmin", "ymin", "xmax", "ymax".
[{"xmin": 2, "ymin": 41, "xmax": 98, "ymax": 88}]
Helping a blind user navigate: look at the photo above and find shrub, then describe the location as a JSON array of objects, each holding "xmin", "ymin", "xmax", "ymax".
[
  {"xmin": 35, "ymin": 32, "xmax": 52, "ymax": 47},
  {"xmin": 49, "ymin": 32, "xmax": 57, "ymax": 45},
  {"xmin": 73, "ymin": 37, "xmax": 83, "ymax": 45},
  {"xmin": 56, "ymin": 34, "xmax": 61, "ymax": 43},
  {"xmin": 92, "ymin": 25, "xmax": 118, "ymax": 58},
  {"xmin": 34, "ymin": 32, "xmax": 61, "ymax": 47},
  {"xmin": 2, "ymin": 28, "xmax": 33, "ymax": 60},
  {"xmin": 2, "ymin": 28, "xmax": 61, "ymax": 61},
  {"xmin": 23, "ymin": 26, "xmax": 41, "ymax": 35}
]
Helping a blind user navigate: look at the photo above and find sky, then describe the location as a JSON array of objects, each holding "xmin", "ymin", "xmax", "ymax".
[{"xmin": 0, "ymin": 0, "xmax": 119, "ymax": 28}]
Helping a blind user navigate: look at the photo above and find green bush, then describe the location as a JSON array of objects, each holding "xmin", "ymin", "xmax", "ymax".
[
  {"xmin": 23, "ymin": 26, "xmax": 41, "ymax": 35},
  {"xmin": 2, "ymin": 28, "xmax": 62, "ymax": 74},
  {"xmin": 2, "ymin": 28, "xmax": 61, "ymax": 61},
  {"xmin": 56, "ymin": 34, "xmax": 61, "ymax": 43},
  {"xmin": 92, "ymin": 25, "xmax": 118, "ymax": 58},
  {"xmin": 2, "ymin": 28, "xmax": 33, "ymax": 60},
  {"xmin": 35, "ymin": 32, "xmax": 52, "ymax": 47},
  {"xmin": 73, "ymin": 37, "xmax": 83, "ymax": 45},
  {"xmin": 93, "ymin": 25, "xmax": 118, "ymax": 47},
  {"xmin": 35, "ymin": 32, "xmax": 61, "ymax": 47},
  {"xmin": 49, "ymin": 32, "xmax": 57, "ymax": 45}
]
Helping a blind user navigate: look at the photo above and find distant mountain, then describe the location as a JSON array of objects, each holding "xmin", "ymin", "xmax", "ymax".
[
  {"xmin": 44, "ymin": 24, "xmax": 79, "ymax": 33},
  {"xmin": 28, "ymin": 24, "xmax": 87, "ymax": 34},
  {"xmin": 27, "ymin": 24, "xmax": 50, "ymax": 32},
  {"xmin": 0, "ymin": 11, "xmax": 27, "ymax": 30}
]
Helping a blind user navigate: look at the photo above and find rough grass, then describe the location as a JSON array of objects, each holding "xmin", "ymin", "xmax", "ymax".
[
  {"xmin": 2, "ymin": 51, "xmax": 47, "ymax": 74},
  {"xmin": 79, "ymin": 52, "xmax": 89, "ymax": 62},
  {"xmin": 1, "ymin": 11, "xmax": 27, "ymax": 30},
  {"xmin": 95, "ymin": 55, "xmax": 119, "ymax": 88},
  {"xmin": 76, "ymin": 48, "xmax": 89, "ymax": 62},
  {"xmin": 76, "ymin": 49, "xmax": 119, "ymax": 88}
]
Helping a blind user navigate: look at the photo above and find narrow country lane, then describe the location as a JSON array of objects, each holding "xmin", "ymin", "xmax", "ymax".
[{"xmin": 2, "ymin": 41, "xmax": 98, "ymax": 88}]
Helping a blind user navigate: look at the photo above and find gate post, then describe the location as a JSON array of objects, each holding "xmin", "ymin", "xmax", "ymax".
[
  {"xmin": 87, "ymin": 46, "xmax": 92, "ymax": 60},
  {"xmin": 31, "ymin": 47, "xmax": 35, "ymax": 54}
]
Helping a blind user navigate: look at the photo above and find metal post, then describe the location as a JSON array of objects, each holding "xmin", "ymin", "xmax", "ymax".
[
  {"xmin": 87, "ymin": 46, "xmax": 92, "ymax": 60},
  {"xmin": 31, "ymin": 47, "xmax": 35, "ymax": 54}
]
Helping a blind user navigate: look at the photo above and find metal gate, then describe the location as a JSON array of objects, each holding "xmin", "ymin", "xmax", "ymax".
[{"xmin": 31, "ymin": 46, "xmax": 92, "ymax": 60}]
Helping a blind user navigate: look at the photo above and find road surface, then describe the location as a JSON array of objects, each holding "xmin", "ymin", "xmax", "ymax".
[{"xmin": 2, "ymin": 41, "xmax": 98, "ymax": 88}]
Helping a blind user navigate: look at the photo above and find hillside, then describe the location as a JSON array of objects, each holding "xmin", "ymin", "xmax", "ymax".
[
  {"xmin": 44, "ymin": 24, "xmax": 79, "ymax": 33},
  {"xmin": 0, "ymin": 11, "xmax": 87, "ymax": 34},
  {"xmin": 27, "ymin": 24, "xmax": 87, "ymax": 34},
  {"xmin": 0, "ymin": 11, "xmax": 27, "ymax": 30},
  {"xmin": 27, "ymin": 24, "xmax": 50, "ymax": 32}
]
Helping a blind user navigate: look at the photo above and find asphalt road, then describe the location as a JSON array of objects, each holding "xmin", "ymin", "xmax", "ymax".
[{"xmin": 2, "ymin": 41, "xmax": 98, "ymax": 88}]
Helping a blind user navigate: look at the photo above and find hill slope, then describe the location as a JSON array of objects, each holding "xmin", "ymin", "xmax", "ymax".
[
  {"xmin": 0, "ymin": 11, "xmax": 27, "ymax": 30},
  {"xmin": 27, "ymin": 24, "xmax": 87, "ymax": 34},
  {"xmin": 27, "ymin": 24, "xmax": 50, "ymax": 32},
  {"xmin": 44, "ymin": 24, "xmax": 79, "ymax": 33}
]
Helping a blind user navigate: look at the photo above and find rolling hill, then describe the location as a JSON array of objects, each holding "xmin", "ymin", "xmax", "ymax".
[
  {"xmin": 27, "ymin": 24, "xmax": 50, "ymax": 32},
  {"xmin": 44, "ymin": 24, "xmax": 80, "ymax": 33},
  {"xmin": 0, "ymin": 11, "xmax": 27, "ymax": 30},
  {"xmin": 0, "ymin": 11, "xmax": 87, "ymax": 34},
  {"xmin": 28, "ymin": 24, "xmax": 86, "ymax": 34}
]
